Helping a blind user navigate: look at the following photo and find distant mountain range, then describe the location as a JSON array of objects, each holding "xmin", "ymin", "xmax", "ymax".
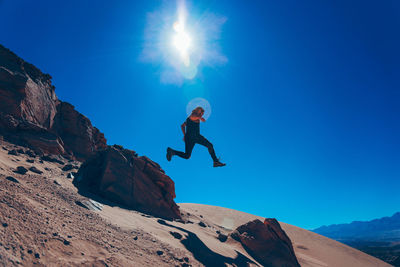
[
  {"xmin": 313, "ymin": 212, "xmax": 400, "ymax": 241},
  {"xmin": 313, "ymin": 212, "xmax": 400, "ymax": 266}
]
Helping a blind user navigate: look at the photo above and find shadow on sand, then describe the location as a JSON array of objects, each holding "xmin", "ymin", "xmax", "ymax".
[
  {"xmin": 73, "ymin": 183, "xmax": 259, "ymax": 266},
  {"xmin": 157, "ymin": 219, "xmax": 259, "ymax": 267}
]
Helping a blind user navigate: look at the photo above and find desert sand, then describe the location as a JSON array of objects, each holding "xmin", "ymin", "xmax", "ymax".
[{"xmin": 0, "ymin": 140, "xmax": 392, "ymax": 266}]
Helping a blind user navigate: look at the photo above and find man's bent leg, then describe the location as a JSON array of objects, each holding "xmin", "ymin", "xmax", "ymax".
[
  {"xmin": 172, "ymin": 139, "xmax": 195, "ymax": 159},
  {"xmin": 196, "ymin": 135, "xmax": 219, "ymax": 162}
]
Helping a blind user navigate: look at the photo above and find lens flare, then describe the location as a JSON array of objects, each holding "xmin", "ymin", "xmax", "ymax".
[
  {"xmin": 172, "ymin": 21, "xmax": 192, "ymax": 66},
  {"xmin": 141, "ymin": 0, "xmax": 227, "ymax": 84},
  {"xmin": 173, "ymin": 29, "xmax": 191, "ymax": 52}
]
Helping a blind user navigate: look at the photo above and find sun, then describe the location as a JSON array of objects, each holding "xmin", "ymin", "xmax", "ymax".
[{"xmin": 172, "ymin": 21, "xmax": 192, "ymax": 66}]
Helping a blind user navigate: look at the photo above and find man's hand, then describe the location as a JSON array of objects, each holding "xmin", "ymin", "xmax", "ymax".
[{"xmin": 200, "ymin": 117, "xmax": 206, "ymax": 122}]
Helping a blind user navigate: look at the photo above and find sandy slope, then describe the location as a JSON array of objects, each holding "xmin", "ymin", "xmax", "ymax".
[
  {"xmin": 178, "ymin": 204, "xmax": 392, "ymax": 267},
  {"xmin": 0, "ymin": 141, "xmax": 392, "ymax": 267},
  {"xmin": 0, "ymin": 142, "xmax": 190, "ymax": 267},
  {"xmin": 97, "ymin": 201, "xmax": 391, "ymax": 267}
]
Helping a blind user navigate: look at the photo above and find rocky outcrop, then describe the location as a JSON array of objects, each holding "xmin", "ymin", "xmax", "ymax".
[
  {"xmin": 0, "ymin": 113, "xmax": 66, "ymax": 155},
  {"xmin": 51, "ymin": 101, "xmax": 107, "ymax": 161},
  {"xmin": 74, "ymin": 145, "xmax": 181, "ymax": 220},
  {"xmin": 0, "ymin": 45, "xmax": 57, "ymax": 129},
  {"xmin": 230, "ymin": 219, "xmax": 300, "ymax": 267},
  {"xmin": 1, "ymin": 43, "xmax": 181, "ymax": 220},
  {"xmin": 0, "ymin": 44, "xmax": 106, "ymax": 160}
]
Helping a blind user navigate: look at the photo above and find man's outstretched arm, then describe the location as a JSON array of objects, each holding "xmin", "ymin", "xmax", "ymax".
[{"xmin": 181, "ymin": 122, "xmax": 186, "ymax": 140}]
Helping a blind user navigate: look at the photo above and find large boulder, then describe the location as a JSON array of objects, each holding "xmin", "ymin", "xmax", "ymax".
[
  {"xmin": 0, "ymin": 44, "xmax": 107, "ymax": 160},
  {"xmin": 75, "ymin": 145, "xmax": 181, "ymax": 220},
  {"xmin": 230, "ymin": 219, "xmax": 300, "ymax": 267}
]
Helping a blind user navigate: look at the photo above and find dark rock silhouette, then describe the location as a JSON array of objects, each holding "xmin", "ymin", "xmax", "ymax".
[
  {"xmin": 156, "ymin": 219, "xmax": 256, "ymax": 267},
  {"xmin": 13, "ymin": 166, "xmax": 28, "ymax": 175},
  {"xmin": 0, "ymin": 44, "xmax": 106, "ymax": 161},
  {"xmin": 74, "ymin": 145, "xmax": 181, "ymax": 220},
  {"xmin": 230, "ymin": 218, "xmax": 300, "ymax": 267}
]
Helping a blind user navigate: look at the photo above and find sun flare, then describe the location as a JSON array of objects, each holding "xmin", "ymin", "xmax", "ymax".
[
  {"xmin": 141, "ymin": 0, "xmax": 227, "ymax": 82},
  {"xmin": 173, "ymin": 23, "xmax": 191, "ymax": 52},
  {"xmin": 172, "ymin": 21, "xmax": 192, "ymax": 66}
]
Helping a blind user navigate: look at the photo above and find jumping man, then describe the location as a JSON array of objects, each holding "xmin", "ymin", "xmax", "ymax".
[{"xmin": 166, "ymin": 107, "xmax": 226, "ymax": 167}]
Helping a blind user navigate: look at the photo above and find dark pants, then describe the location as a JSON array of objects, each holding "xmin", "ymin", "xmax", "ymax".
[{"xmin": 172, "ymin": 135, "xmax": 218, "ymax": 162}]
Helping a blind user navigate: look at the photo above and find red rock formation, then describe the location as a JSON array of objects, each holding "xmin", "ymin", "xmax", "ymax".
[
  {"xmin": 51, "ymin": 101, "xmax": 107, "ymax": 161},
  {"xmin": 1, "ymin": 43, "xmax": 181, "ymax": 220},
  {"xmin": 0, "ymin": 45, "xmax": 57, "ymax": 129},
  {"xmin": 75, "ymin": 145, "xmax": 181, "ymax": 220},
  {"xmin": 230, "ymin": 219, "xmax": 300, "ymax": 267},
  {"xmin": 0, "ymin": 44, "xmax": 106, "ymax": 160}
]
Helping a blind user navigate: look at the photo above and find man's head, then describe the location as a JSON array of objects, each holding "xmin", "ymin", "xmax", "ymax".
[{"xmin": 192, "ymin": 106, "xmax": 204, "ymax": 117}]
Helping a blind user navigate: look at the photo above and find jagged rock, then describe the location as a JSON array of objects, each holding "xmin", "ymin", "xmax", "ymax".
[
  {"xmin": 75, "ymin": 145, "xmax": 181, "ymax": 220},
  {"xmin": 13, "ymin": 166, "xmax": 28, "ymax": 175},
  {"xmin": 26, "ymin": 159, "xmax": 34, "ymax": 163},
  {"xmin": 230, "ymin": 219, "xmax": 300, "ymax": 267},
  {"xmin": 51, "ymin": 101, "xmax": 107, "ymax": 161},
  {"xmin": 0, "ymin": 45, "xmax": 58, "ymax": 129},
  {"xmin": 0, "ymin": 44, "xmax": 107, "ymax": 161},
  {"xmin": 29, "ymin": 166, "xmax": 43, "ymax": 174}
]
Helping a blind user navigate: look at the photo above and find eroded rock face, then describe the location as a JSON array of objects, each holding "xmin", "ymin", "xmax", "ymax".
[
  {"xmin": 0, "ymin": 44, "xmax": 106, "ymax": 160},
  {"xmin": 75, "ymin": 145, "xmax": 181, "ymax": 220},
  {"xmin": 0, "ymin": 45, "xmax": 57, "ymax": 129},
  {"xmin": 230, "ymin": 219, "xmax": 300, "ymax": 267},
  {"xmin": 1, "ymin": 44, "xmax": 180, "ymax": 221},
  {"xmin": 51, "ymin": 101, "xmax": 107, "ymax": 161}
]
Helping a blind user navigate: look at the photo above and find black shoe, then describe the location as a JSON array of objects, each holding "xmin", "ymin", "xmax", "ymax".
[
  {"xmin": 166, "ymin": 147, "xmax": 172, "ymax": 161},
  {"xmin": 213, "ymin": 161, "xmax": 226, "ymax": 167}
]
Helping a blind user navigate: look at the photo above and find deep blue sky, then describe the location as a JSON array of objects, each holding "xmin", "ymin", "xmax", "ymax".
[{"xmin": 1, "ymin": 0, "xmax": 399, "ymax": 229}]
